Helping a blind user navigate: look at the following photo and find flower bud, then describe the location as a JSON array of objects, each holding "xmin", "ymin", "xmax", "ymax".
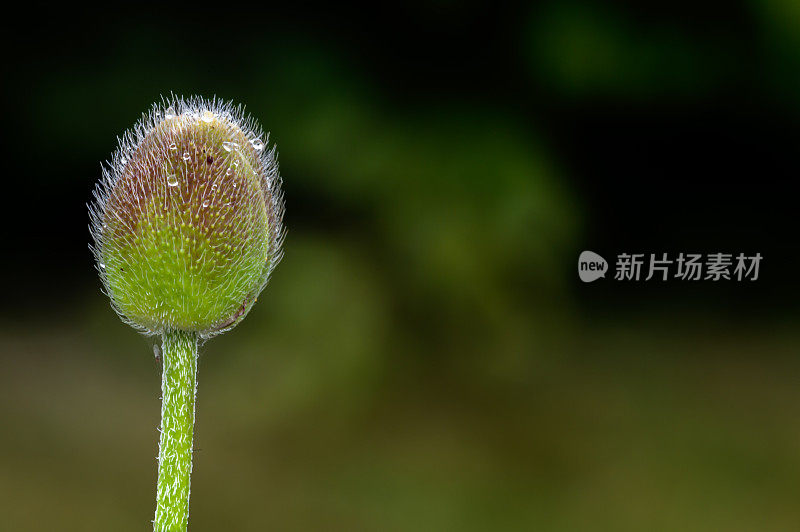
[{"xmin": 89, "ymin": 96, "xmax": 284, "ymax": 337}]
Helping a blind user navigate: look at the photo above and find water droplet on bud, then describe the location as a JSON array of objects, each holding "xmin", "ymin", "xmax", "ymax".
[
  {"xmin": 165, "ymin": 106, "xmax": 176, "ymax": 119},
  {"xmin": 167, "ymin": 174, "xmax": 179, "ymax": 187},
  {"xmin": 182, "ymin": 152, "xmax": 191, "ymax": 161},
  {"xmin": 251, "ymin": 138, "xmax": 264, "ymax": 151}
]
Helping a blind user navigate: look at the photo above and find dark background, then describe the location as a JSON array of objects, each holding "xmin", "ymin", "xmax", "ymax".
[{"xmin": 2, "ymin": 3, "xmax": 800, "ymax": 531}]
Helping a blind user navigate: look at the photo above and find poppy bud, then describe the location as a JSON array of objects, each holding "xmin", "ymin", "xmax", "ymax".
[{"xmin": 89, "ymin": 96, "xmax": 284, "ymax": 337}]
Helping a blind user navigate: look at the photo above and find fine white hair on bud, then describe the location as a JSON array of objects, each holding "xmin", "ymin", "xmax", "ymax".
[{"xmin": 88, "ymin": 95, "xmax": 285, "ymax": 338}]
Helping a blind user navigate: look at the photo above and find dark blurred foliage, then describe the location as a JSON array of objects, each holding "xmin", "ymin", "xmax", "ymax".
[{"xmin": 1, "ymin": 2, "xmax": 799, "ymax": 531}]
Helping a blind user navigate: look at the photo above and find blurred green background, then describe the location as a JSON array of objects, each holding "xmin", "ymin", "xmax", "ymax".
[{"xmin": 2, "ymin": 2, "xmax": 800, "ymax": 530}]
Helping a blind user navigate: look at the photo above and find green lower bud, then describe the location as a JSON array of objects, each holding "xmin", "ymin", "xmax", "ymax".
[{"xmin": 90, "ymin": 96, "xmax": 284, "ymax": 337}]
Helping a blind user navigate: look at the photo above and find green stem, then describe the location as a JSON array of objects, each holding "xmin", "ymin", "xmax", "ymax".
[{"xmin": 154, "ymin": 329, "xmax": 198, "ymax": 531}]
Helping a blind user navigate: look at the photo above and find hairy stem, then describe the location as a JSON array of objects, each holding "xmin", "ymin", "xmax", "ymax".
[{"xmin": 154, "ymin": 329, "xmax": 198, "ymax": 531}]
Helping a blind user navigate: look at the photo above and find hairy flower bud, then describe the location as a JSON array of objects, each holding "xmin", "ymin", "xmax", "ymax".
[{"xmin": 89, "ymin": 96, "xmax": 284, "ymax": 337}]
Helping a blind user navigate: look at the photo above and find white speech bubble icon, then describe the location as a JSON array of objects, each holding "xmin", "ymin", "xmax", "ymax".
[{"xmin": 578, "ymin": 251, "xmax": 607, "ymax": 282}]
